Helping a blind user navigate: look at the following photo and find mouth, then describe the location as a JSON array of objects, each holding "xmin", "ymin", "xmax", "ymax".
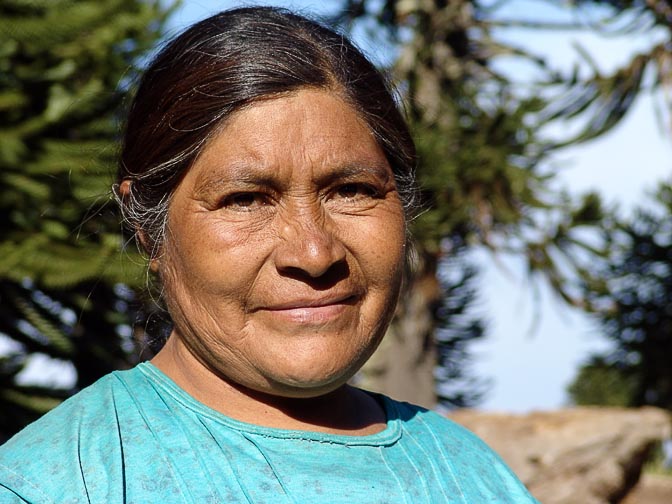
[
  {"xmin": 257, "ymin": 294, "xmax": 360, "ymax": 324},
  {"xmin": 264, "ymin": 294, "xmax": 359, "ymax": 311}
]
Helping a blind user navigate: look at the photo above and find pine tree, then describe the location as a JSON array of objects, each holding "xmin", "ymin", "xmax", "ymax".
[
  {"xmin": 526, "ymin": 0, "xmax": 672, "ymax": 144},
  {"xmin": 571, "ymin": 183, "xmax": 672, "ymax": 410},
  {"xmin": 0, "ymin": 0, "xmax": 170, "ymax": 441}
]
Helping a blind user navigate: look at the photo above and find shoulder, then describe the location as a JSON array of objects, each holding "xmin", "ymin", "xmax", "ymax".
[
  {"xmin": 385, "ymin": 398, "xmax": 540, "ymax": 503},
  {"xmin": 387, "ymin": 397, "xmax": 489, "ymax": 447},
  {"xmin": 1, "ymin": 371, "xmax": 123, "ymax": 453},
  {"xmin": 0, "ymin": 368, "xmax": 140, "ymax": 503}
]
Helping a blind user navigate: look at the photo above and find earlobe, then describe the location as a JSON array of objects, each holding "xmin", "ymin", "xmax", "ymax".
[
  {"xmin": 140, "ymin": 231, "xmax": 164, "ymax": 270},
  {"xmin": 119, "ymin": 179, "xmax": 159, "ymax": 261},
  {"xmin": 137, "ymin": 230, "xmax": 153, "ymax": 257},
  {"xmin": 119, "ymin": 179, "xmax": 132, "ymax": 197}
]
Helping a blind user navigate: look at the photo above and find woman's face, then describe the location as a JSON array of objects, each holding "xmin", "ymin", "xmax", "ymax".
[{"xmin": 159, "ymin": 88, "xmax": 406, "ymax": 398}]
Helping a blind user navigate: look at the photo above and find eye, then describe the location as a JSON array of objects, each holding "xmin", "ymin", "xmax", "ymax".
[
  {"xmin": 334, "ymin": 183, "xmax": 379, "ymax": 200},
  {"xmin": 220, "ymin": 192, "xmax": 270, "ymax": 211}
]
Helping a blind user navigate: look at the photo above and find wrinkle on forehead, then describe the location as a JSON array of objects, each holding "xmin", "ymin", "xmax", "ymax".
[{"xmin": 180, "ymin": 88, "xmax": 396, "ymax": 209}]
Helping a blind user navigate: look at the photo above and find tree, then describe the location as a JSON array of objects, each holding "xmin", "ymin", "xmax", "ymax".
[
  {"xmin": 335, "ymin": 0, "xmax": 606, "ymax": 408},
  {"xmin": 570, "ymin": 183, "xmax": 672, "ymax": 410},
  {"xmin": 567, "ymin": 356, "xmax": 639, "ymax": 407},
  {"xmin": 538, "ymin": 0, "xmax": 672, "ymax": 144},
  {"xmin": 0, "ymin": 0, "xmax": 170, "ymax": 441},
  {"xmin": 545, "ymin": 1, "xmax": 672, "ymax": 410}
]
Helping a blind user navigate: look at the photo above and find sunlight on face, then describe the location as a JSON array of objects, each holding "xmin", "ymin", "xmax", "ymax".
[{"xmin": 159, "ymin": 88, "xmax": 406, "ymax": 398}]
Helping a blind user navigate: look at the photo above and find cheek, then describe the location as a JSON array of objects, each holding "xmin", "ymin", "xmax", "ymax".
[
  {"xmin": 162, "ymin": 217, "xmax": 266, "ymax": 284},
  {"xmin": 347, "ymin": 212, "xmax": 406, "ymax": 287},
  {"xmin": 370, "ymin": 210, "xmax": 406, "ymax": 261}
]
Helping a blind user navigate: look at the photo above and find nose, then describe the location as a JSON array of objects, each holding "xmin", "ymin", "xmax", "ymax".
[{"xmin": 273, "ymin": 206, "xmax": 347, "ymax": 280}]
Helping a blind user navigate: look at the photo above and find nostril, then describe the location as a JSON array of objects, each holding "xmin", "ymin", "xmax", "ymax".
[
  {"xmin": 274, "ymin": 220, "xmax": 348, "ymax": 279},
  {"xmin": 278, "ymin": 259, "xmax": 349, "ymax": 289}
]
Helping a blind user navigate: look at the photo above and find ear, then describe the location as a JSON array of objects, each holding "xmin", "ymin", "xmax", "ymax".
[
  {"xmin": 119, "ymin": 179, "xmax": 132, "ymax": 197},
  {"xmin": 149, "ymin": 257, "xmax": 160, "ymax": 272},
  {"xmin": 119, "ymin": 178, "xmax": 162, "ymax": 263}
]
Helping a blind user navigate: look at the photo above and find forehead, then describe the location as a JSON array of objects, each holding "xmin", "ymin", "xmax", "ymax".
[{"xmin": 187, "ymin": 88, "xmax": 390, "ymax": 184}]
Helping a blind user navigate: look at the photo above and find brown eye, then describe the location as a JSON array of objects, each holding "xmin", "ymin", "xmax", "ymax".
[
  {"xmin": 221, "ymin": 192, "xmax": 269, "ymax": 211},
  {"xmin": 335, "ymin": 183, "xmax": 377, "ymax": 200}
]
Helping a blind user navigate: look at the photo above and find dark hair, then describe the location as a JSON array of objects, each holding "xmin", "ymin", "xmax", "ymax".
[{"xmin": 116, "ymin": 6, "xmax": 416, "ymax": 257}]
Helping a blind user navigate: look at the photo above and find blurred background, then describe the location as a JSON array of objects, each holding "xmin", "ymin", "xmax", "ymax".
[{"xmin": 2, "ymin": 2, "xmax": 672, "ymax": 496}]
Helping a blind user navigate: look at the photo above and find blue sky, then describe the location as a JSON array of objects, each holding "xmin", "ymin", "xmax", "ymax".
[{"xmin": 472, "ymin": 2, "xmax": 672, "ymax": 411}]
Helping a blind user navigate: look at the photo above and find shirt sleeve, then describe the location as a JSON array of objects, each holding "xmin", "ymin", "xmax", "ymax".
[{"xmin": 0, "ymin": 463, "xmax": 55, "ymax": 504}]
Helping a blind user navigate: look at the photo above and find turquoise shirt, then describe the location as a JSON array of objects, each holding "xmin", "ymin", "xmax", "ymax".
[{"xmin": 0, "ymin": 363, "xmax": 538, "ymax": 503}]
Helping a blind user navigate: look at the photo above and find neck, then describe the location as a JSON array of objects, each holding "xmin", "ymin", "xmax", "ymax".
[{"xmin": 150, "ymin": 335, "xmax": 386, "ymax": 435}]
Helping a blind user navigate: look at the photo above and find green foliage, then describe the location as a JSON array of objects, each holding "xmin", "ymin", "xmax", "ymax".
[
  {"xmin": 574, "ymin": 183, "xmax": 672, "ymax": 410},
  {"xmin": 0, "ymin": 0, "xmax": 171, "ymax": 441},
  {"xmin": 410, "ymin": 95, "xmax": 548, "ymax": 250},
  {"xmin": 525, "ymin": 1, "xmax": 672, "ymax": 412},
  {"xmin": 540, "ymin": 1, "xmax": 672, "ymax": 144},
  {"xmin": 567, "ymin": 356, "xmax": 639, "ymax": 407},
  {"xmin": 547, "ymin": 0, "xmax": 672, "ymax": 409},
  {"xmin": 434, "ymin": 251, "xmax": 489, "ymax": 407}
]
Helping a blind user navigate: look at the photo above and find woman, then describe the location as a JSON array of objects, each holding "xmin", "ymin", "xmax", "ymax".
[{"xmin": 0, "ymin": 7, "xmax": 538, "ymax": 503}]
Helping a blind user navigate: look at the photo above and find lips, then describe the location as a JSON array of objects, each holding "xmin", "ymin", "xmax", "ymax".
[
  {"xmin": 262, "ymin": 293, "xmax": 359, "ymax": 311},
  {"xmin": 254, "ymin": 293, "xmax": 361, "ymax": 325}
]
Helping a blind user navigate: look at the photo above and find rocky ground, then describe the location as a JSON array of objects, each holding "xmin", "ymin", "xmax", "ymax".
[
  {"xmin": 449, "ymin": 407, "xmax": 672, "ymax": 504},
  {"xmin": 622, "ymin": 474, "xmax": 672, "ymax": 504}
]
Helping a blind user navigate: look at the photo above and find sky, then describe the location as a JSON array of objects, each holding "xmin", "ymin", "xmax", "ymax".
[
  {"xmin": 471, "ymin": 2, "xmax": 672, "ymax": 411},
  {"xmin": 16, "ymin": 0, "xmax": 672, "ymax": 412}
]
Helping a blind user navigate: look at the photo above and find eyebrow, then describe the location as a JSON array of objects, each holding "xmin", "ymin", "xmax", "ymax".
[
  {"xmin": 192, "ymin": 159, "xmax": 394, "ymax": 198},
  {"xmin": 313, "ymin": 161, "xmax": 394, "ymax": 187},
  {"xmin": 192, "ymin": 161, "xmax": 280, "ymax": 198}
]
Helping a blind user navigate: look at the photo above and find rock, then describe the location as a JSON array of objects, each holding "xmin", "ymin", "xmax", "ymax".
[
  {"xmin": 621, "ymin": 474, "xmax": 672, "ymax": 504},
  {"xmin": 449, "ymin": 407, "xmax": 671, "ymax": 504}
]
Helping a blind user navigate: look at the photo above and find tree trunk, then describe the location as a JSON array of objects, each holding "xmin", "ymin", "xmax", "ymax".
[{"xmin": 358, "ymin": 252, "xmax": 440, "ymax": 409}]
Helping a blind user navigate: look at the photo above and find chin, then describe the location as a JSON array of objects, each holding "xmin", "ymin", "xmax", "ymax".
[{"xmin": 263, "ymin": 363, "xmax": 356, "ymax": 398}]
